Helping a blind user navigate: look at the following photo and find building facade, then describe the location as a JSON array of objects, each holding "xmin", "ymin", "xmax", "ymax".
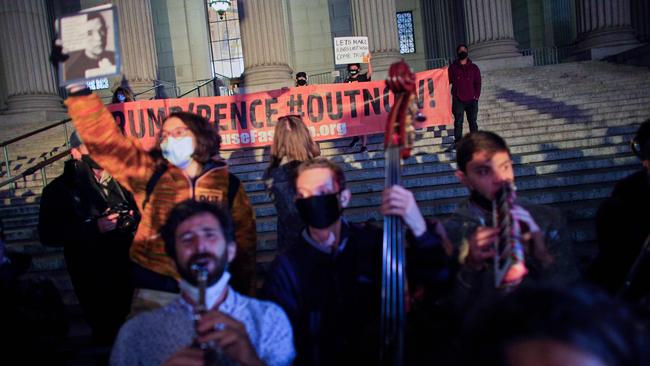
[{"xmin": 0, "ymin": 0, "xmax": 648, "ymax": 119}]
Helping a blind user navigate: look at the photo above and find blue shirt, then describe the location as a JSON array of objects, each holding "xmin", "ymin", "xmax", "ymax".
[{"xmin": 110, "ymin": 287, "xmax": 295, "ymax": 366}]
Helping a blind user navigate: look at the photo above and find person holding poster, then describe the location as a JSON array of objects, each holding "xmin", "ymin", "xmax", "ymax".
[
  {"xmin": 447, "ymin": 44, "xmax": 481, "ymax": 151},
  {"xmin": 345, "ymin": 53, "xmax": 372, "ymax": 152},
  {"xmin": 60, "ymin": 82, "xmax": 258, "ymax": 314}
]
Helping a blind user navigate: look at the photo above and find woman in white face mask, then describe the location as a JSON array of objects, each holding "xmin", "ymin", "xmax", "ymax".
[{"xmin": 66, "ymin": 87, "xmax": 258, "ymax": 315}]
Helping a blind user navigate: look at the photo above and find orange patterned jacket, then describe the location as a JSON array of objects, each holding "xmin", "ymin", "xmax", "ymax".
[{"xmin": 65, "ymin": 94, "xmax": 257, "ymax": 294}]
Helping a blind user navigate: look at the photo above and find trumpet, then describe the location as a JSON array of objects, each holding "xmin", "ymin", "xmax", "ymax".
[{"xmin": 190, "ymin": 263, "xmax": 231, "ymax": 366}]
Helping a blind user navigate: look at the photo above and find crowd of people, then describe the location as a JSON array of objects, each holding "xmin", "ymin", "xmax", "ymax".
[{"xmin": 22, "ymin": 43, "xmax": 650, "ymax": 365}]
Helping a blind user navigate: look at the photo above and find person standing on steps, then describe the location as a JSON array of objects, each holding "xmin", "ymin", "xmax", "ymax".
[
  {"xmin": 263, "ymin": 115, "xmax": 321, "ymax": 253},
  {"xmin": 344, "ymin": 53, "xmax": 372, "ymax": 153},
  {"xmin": 295, "ymin": 72, "xmax": 309, "ymax": 87},
  {"xmin": 448, "ymin": 44, "xmax": 481, "ymax": 151},
  {"xmin": 38, "ymin": 131, "xmax": 140, "ymax": 345}
]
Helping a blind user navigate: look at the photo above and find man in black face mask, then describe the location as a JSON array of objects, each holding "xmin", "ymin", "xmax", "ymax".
[
  {"xmin": 344, "ymin": 54, "xmax": 373, "ymax": 152},
  {"xmin": 447, "ymin": 43, "xmax": 481, "ymax": 151},
  {"xmin": 262, "ymin": 157, "xmax": 451, "ymax": 366},
  {"xmin": 295, "ymin": 71, "xmax": 308, "ymax": 87},
  {"xmin": 38, "ymin": 131, "xmax": 140, "ymax": 346}
]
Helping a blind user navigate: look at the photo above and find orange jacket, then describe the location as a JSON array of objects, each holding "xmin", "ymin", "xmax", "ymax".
[{"xmin": 65, "ymin": 94, "xmax": 257, "ymax": 294}]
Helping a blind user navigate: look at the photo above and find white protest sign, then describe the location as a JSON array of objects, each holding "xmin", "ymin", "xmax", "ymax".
[{"xmin": 334, "ymin": 36, "xmax": 369, "ymax": 65}]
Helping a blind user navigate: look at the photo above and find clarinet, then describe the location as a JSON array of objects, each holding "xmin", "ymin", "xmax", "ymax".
[{"xmin": 190, "ymin": 263, "xmax": 231, "ymax": 366}]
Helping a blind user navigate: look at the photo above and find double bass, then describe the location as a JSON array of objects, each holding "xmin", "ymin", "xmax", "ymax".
[{"xmin": 380, "ymin": 61, "xmax": 422, "ymax": 366}]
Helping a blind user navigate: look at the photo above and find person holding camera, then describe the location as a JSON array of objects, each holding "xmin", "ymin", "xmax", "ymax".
[{"xmin": 38, "ymin": 131, "xmax": 140, "ymax": 346}]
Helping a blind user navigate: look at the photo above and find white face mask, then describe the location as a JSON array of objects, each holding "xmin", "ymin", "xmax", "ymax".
[
  {"xmin": 161, "ymin": 136, "xmax": 194, "ymax": 169},
  {"xmin": 179, "ymin": 271, "xmax": 231, "ymax": 310}
]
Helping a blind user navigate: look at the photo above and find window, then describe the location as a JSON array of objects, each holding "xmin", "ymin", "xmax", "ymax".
[
  {"xmin": 396, "ymin": 11, "xmax": 415, "ymax": 54},
  {"xmin": 207, "ymin": 1, "xmax": 244, "ymax": 78}
]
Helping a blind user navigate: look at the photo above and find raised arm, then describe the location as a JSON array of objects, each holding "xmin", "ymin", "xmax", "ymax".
[{"xmin": 65, "ymin": 92, "xmax": 157, "ymax": 194}]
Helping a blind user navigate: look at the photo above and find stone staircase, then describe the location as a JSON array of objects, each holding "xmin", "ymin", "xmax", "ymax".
[{"xmin": 1, "ymin": 60, "xmax": 649, "ymax": 362}]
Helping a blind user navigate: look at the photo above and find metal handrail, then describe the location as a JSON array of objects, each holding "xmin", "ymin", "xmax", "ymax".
[
  {"xmin": 0, "ymin": 117, "xmax": 71, "ymax": 148},
  {"xmin": 134, "ymin": 80, "xmax": 180, "ymax": 99},
  {"xmin": 0, "ymin": 148, "xmax": 70, "ymax": 189},
  {"xmin": 425, "ymin": 58, "xmax": 453, "ymax": 69},
  {"xmin": 178, "ymin": 72, "xmax": 234, "ymax": 98},
  {"xmin": 178, "ymin": 77, "xmax": 218, "ymax": 98}
]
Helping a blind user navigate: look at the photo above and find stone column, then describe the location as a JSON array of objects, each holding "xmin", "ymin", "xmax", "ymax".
[
  {"xmin": 462, "ymin": 0, "xmax": 522, "ymax": 60},
  {"xmin": 113, "ymin": 0, "xmax": 159, "ymax": 99},
  {"xmin": 575, "ymin": 0, "xmax": 640, "ymax": 53},
  {"xmin": 631, "ymin": 0, "xmax": 650, "ymax": 42},
  {"xmin": 0, "ymin": 0, "xmax": 63, "ymax": 114},
  {"xmin": 421, "ymin": 0, "xmax": 466, "ymax": 60},
  {"xmin": 350, "ymin": 0, "xmax": 400, "ymax": 79},
  {"xmin": 239, "ymin": 0, "xmax": 293, "ymax": 93}
]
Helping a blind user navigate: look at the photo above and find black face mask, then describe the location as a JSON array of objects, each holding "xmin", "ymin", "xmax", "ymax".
[
  {"xmin": 458, "ymin": 51, "xmax": 468, "ymax": 60},
  {"xmin": 81, "ymin": 154, "xmax": 102, "ymax": 170},
  {"xmin": 296, "ymin": 192, "xmax": 342, "ymax": 229},
  {"xmin": 349, "ymin": 69, "xmax": 359, "ymax": 76},
  {"xmin": 297, "ymin": 79, "xmax": 307, "ymax": 86}
]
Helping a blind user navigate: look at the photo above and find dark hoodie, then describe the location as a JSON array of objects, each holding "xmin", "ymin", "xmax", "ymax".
[{"xmin": 448, "ymin": 59, "xmax": 481, "ymax": 102}]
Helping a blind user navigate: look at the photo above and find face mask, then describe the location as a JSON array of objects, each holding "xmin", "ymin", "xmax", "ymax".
[
  {"xmin": 81, "ymin": 154, "xmax": 102, "ymax": 170},
  {"xmin": 296, "ymin": 192, "xmax": 342, "ymax": 229},
  {"xmin": 161, "ymin": 136, "xmax": 194, "ymax": 169},
  {"xmin": 179, "ymin": 271, "xmax": 231, "ymax": 310},
  {"xmin": 349, "ymin": 69, "xmax": 359, "ymax": 76},
  {"xmin": 297, "ymin": 79, "xmax": 307, "ymax": 86},
  {"xmin": 117, "ymin": 93, "xmax": 126, "ymax": 103},
  {"xmin": 458, "ymin": 51, "xmax": 468, "ymax": 60}
]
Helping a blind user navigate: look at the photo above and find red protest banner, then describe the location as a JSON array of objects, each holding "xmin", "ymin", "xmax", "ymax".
[{"xmin": 107, "ymin": 68, "xmax": 451, "ymax": 150}]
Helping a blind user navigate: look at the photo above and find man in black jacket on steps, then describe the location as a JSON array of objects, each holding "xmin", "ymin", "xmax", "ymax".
[{"xmin": 38, "ymin": 132, "xmax": 140, "ymax": 345}]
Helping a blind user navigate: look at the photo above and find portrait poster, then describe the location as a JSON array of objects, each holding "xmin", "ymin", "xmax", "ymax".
[{"xmin": 56, "ymin": 5, "xmax": 121, "ymax": 86}]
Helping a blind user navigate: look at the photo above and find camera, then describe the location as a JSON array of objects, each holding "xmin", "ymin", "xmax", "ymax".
[{"xmin": 105, "ymin": 203, "xmax": 137, "ymax": 234}]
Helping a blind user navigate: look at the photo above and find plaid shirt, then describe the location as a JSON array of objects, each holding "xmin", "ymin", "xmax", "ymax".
[{"xmin": 110, "ymin": 287, "xmax": 295, "ymax": 366}]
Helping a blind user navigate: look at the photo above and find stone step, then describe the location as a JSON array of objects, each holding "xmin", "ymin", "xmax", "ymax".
[
  {"xmin": 480, "ymin": 95, "xmax": 650, "ymax": 116},
  {"xmin": 2, "ymin": 121, "xmax": 632, "ymax": 196},
  {"xmin": 481, "ymin": 87, "xmax": 650, "ymax": 103},
  {"xmin": 478, "ymin": 105, "xmax": 648, "ymax": 124},
  {"xmin": 482, "ymin": 79, "xmax": 650, "ymax": 98},
  {"xmin": 228, "ymin": 135, "xmax": 636, "ymax": 186},
  {"xmin": 225, "ymin": 116, "xmax": 638, "ymax": 164}
]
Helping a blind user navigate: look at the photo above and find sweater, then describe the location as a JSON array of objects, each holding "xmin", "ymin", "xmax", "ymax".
[{"xmin": 64, "ymin": 94, "xmax": 257, "ymax": 294}]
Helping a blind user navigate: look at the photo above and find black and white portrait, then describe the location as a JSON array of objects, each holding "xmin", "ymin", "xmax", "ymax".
[{"xmin": 60, "ymin": 7, "xmax": 119, "ymax": 84}]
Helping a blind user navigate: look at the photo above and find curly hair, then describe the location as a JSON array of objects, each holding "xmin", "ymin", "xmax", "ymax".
[{"xmin": 160, "ymin": 200, "xmax": 235, "ymax": 260}]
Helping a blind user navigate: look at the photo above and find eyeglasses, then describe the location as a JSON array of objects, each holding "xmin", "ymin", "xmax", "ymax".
[{"xmin": 159, "ymin": 126, "xmax": 190, "ymax": 142}]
